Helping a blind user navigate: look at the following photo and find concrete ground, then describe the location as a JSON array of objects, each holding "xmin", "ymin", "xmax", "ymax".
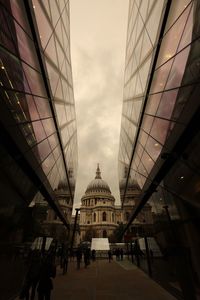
[{"xmin": 52, "ymin": 259, "xmax": 177, "ymax": 300}]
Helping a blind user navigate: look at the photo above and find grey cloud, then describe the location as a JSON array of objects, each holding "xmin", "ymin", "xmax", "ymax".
[{"xmin": 70, "ymin": 0, "xmax": 129, "ymax": 210}]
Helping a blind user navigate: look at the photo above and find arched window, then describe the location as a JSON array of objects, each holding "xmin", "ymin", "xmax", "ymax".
[
  {"xmin": 94, "ymin": 212, "xmax": 96, "ymax": 222},
  {"xmin": 103, "ymin": 212, "xmax": 106, "ymax": 221},
  {"xmin": 103, "ymin": 230, "xmax": 107, "ymax": 238}
]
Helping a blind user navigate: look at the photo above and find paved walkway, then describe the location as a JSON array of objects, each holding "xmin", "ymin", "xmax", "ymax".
[{"xmin": 52, "ymin": 259, "xmax": 176, "ymax": 300}]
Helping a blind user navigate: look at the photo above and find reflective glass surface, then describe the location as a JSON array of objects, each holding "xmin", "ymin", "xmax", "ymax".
[
  {"xmin": 119, "ymin": 0, "xmax": 200, "ymax": 298},
  {"xmin": 0, "ymin": 1, "xmax": 77, "ymax": 298}
]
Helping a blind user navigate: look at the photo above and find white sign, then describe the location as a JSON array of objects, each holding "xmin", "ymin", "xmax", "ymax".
[{"xmin": 91, "ymin": 238, "xmax": 110, "ymax": 250}]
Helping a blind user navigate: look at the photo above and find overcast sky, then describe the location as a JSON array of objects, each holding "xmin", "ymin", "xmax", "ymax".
[{"xmin": 70, "ymin": 0, "xmax": 129, "ymax": 210}]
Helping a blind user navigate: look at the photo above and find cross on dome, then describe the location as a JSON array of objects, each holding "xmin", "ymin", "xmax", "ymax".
[{"xmin": 95, "ymin": 163, "xmax": 101, "ymax": 179}]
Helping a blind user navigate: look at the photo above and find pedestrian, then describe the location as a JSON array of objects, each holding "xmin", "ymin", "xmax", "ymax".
[
  {"xmin": 116, "ymin": 248, "xmax": 120, "ymax": 261},
  {"xmin": 76, "ymin": 247, "xmax": 82, "ymax": 270},
  {"xmin": 120, "ymin": 248, "xmax": 124, "ymax": 261},
  {"xmin": 19, "ymin": 251, "xmax": 41, "ymax": 300},
  {"xmin": 63, "ymin": 249, "xmax": 69, "ymax": 275},
  {"xmin": 37, "ymin": 254, "xmax": 56, "ymax": 300},
  {"xmin": 108, "ymin": 250, "xmax": 112, "ymax": 263},
  {"xmin": 83, "ymin": 248, "xmax": 90, "ymax": 268}
]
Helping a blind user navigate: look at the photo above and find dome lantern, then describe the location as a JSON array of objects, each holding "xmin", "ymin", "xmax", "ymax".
[
  {"xmin": 95, "ymin": 163, "xmax": 101, "ymax": 179},
  {"xmin": 85, "ymin": 164, "xmax": 111, "ymax": 195}
]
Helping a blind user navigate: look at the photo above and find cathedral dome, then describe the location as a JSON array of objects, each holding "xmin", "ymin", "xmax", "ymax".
[{"xmin": 85, "ymin": 164, "xmax": 111, "ymax": 194}]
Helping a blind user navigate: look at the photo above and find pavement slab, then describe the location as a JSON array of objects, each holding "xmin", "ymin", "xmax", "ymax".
[{"xmin": 52, "ymin": 259, "xmax": 177, "ymax": 300}]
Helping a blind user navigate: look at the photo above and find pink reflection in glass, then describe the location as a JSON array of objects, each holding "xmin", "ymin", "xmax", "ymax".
[
  {"xmin": 166, "ymin": 46, "xmax": 190, "ymax": 90},
  {"xmin": 34, "ymin": 97, "xmax": 52, "ymax": 119},
  {"xmin": 177, "ymin": 4, "xmax": 193, "ymax": 51},
  {"xmin": 142, "ymin": 115, "xmax": 154, "ymax": 134},
  {"xmin": 139, "ymin": 130, "xmax": 148, "ymax": 147},
  {"xmin": 151, "ymin": 58, "xmax": 174, "ymax": 93},
  {"xmin": 42, "ymin": 118, "xmax": 56, "ymax": 137},
  {"xmin": 145, "ymin": 93, "xmax": 162, "ymax": 115},
  {"xmin": 48, "ymin": 133, "xmax": 58, "ymax": 150},
  {"xmin": 34, "ymin": 139, "xmax": 51, "ymax": 162},
  {"xmin": 145, "ymin": 136, "xmax": 162, "ymax": 162},
  {"xmin": 150, "ymin": 118, "xmax": 170, "ymax": 145},
  {"xmin": 156, "ymin": 89, "xmax": 178, "ymax": 119},
  {"xmin": 32, "ymin": 120, "xmax": 46, "ymax": 143},
  {"xmin": 33, "ymin": 2, "xmax": 52, "ymax": 49},
  {"xmin": 156, "ymin": 6, "xmax": 191, "ymax": 68},
  {"xmin": 22, "ymin": 62, "xmax": 46, "ymax": 97},
  {"xmin": 13, "ymin": 19, "xmax": 40, "ymax": 71},
  {"xmin": 10, "ymin": 0, "xmax": 32, "ymax": 36},
  {"xmin": 164, "ymin": 0, "xmax": 191, "ymax": 33},
  {"xmin": 26, "ymin": 94, "xmax": 39, "ymax": 121}
]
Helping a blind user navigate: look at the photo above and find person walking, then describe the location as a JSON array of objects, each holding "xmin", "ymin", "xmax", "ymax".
[
  {"xmin": 120, "ymin": 248, "xmax": 124, "ymax": 261},
  {"xmin": 19, "ymin": 251, "xmax": 41, "ymax": 300},
  {"xmin": 62, "ymin": 249, "xmax": 69, "ymax": 275},
  {"xmin": 37, "ymin": 254, "xmax": 56, "ymax": 300},
  {"xmin": 76, "ymin": 247, "xmax": 82, "ymax": 270},
  {"xmin": 108, "ymin": 250, "xmax": 112, "ymax": 263},
  {"xmin": 116, "ymin": 248, "xmax": 120, "ymax": 261}
]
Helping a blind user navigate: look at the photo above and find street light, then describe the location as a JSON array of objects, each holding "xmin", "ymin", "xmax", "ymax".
[{"xmin": 70, "ymin": 208, "xmax": 80, "ymax": 251}]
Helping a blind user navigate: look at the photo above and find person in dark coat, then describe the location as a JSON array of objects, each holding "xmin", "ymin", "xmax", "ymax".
[
  {"xmin": 83, "ymin": 248, "xmax": 90, "ymax": 268},
  {"xmin": 76, "ymin": 248, "xmax": 82, "ymax": 270},
  {"xmin": 116, "ymin": 248, "xmax": 120, "ymax": 261},
  {"xmin": 19, "ymin": 252, "xmax": 41, "ymax": 300},
  {"xmin": 108, "ymin": 250, "xmax": 112, "ymax": 263},
  {"xmin": 37, "ymin": 255, "xmax": 56, "ymax": 300},
  {"xmin": 62, "ymin": 250, "xmax": 69, "ymax": 275},
  {"xmin": 120, "ymin": 248, "xmax": 124, "ymax": 261}
]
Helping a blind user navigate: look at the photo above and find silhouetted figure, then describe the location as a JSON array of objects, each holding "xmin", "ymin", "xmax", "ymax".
[
  {"xmin": 37, "ymin": 255, "xmax": 56, "ymax": 300},
  {"xmin": 116, "ymin": 248, "xmax": 120, "ymax": 261},
  {"xmin": 83, "ymin": 248, "xmax": 90, "ymax": 268},
  {"xmin": 19, "ymin": 252, "xmax": 41, "ymax": 300},
  {"xmin": 91, "ymin": 249, "xmax": 96, "ymax": 261},
  {"xmin": 63, "ymin": 250, "xmax": 69, "ymax": 275},
  {"xmin": 120, "ymin": 248, "xmax": 124, "ymax": 261},
  {"xmin": 108, "ymin": 250, "xmax": 112, "ymax": 263},
  {"xmin": 76, "ymin": 248, "xmax": 82, "ymax": 270}
]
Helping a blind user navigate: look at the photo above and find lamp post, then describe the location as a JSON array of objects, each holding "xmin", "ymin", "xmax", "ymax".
[{"xmin": 70, "ymin": 208, "xmax": 80, "ymax": 251}]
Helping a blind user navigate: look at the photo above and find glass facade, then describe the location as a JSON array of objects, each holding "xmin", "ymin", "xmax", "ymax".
[
  {"xmin": 0, "ymin": 0, "xmax": 77, "ymax": 298},
  {"xmin": 119, "ymin": 1, "xmax": 200, "ymax": 299}
]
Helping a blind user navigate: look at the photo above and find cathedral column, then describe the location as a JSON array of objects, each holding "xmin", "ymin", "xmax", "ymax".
[{"xmin": 98, "ymin": 211, "xmax": 100, "ymax": 223}]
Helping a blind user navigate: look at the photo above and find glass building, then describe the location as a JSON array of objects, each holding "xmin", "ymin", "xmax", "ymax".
[
  {"xmin": 0, "ymin": 0, "xmax": 77, "ymax": 298},
  {"xmin": 119, "ymin": 1, "xmax": 200, "ymax": 299}
]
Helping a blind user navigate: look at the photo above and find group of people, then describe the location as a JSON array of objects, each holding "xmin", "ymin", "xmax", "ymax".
[
  {"xmin": 107, "ymin": 248, "xmax": 124, "ymax": 262},
  {"xmin": 114, "ymin": 248, "xmax": 124, "ymax": 261},
  {"xmin": 75, "ymin": 247, "xmax": 94, "ymax": 269},
  {"xmin": 19, "ymin": 251, "xmax": 56, "ymax": 300}
]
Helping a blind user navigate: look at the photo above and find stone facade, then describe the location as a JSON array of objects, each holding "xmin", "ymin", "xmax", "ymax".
[{"xmin": 79, "ymin": 165, "xmax": 153, "ymax": 241}]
